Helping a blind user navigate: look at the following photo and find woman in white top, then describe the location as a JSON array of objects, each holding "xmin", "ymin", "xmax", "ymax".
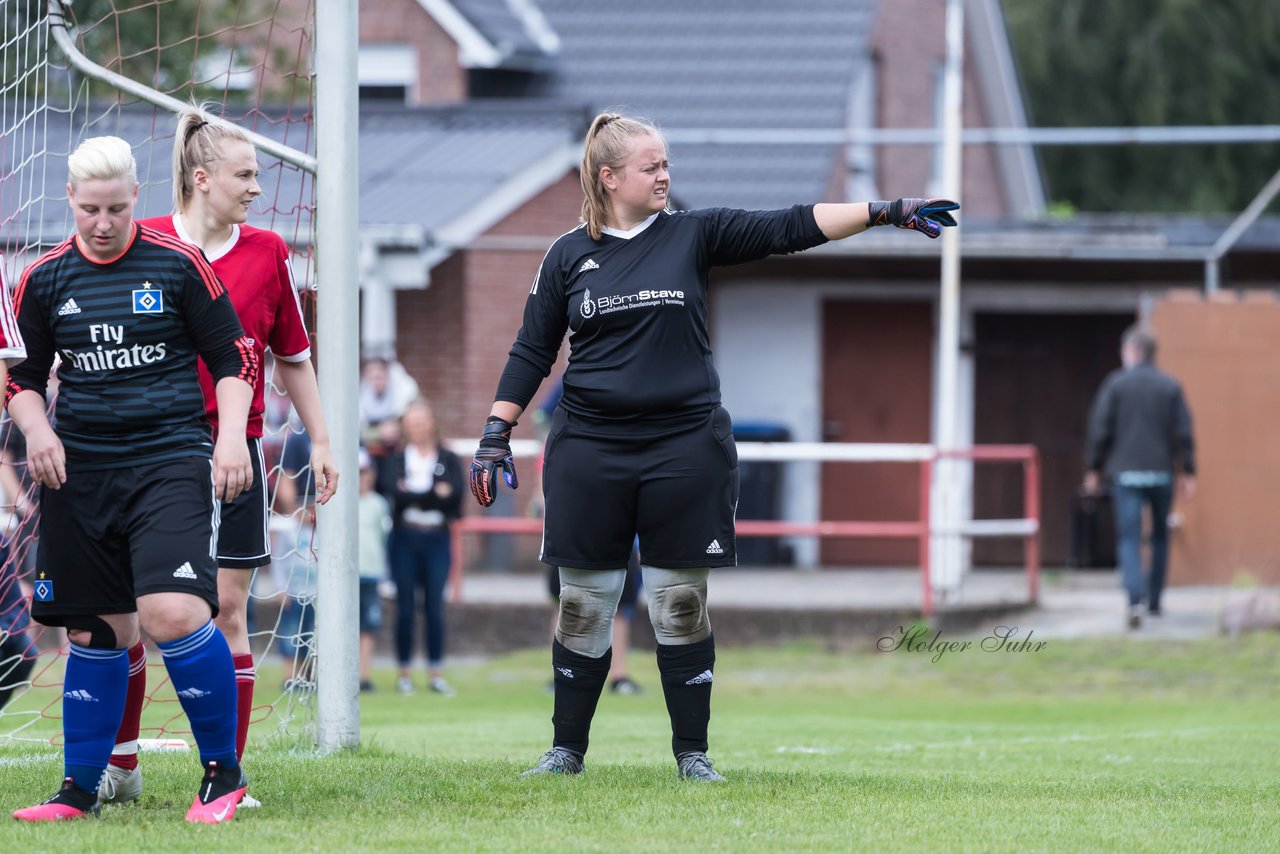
[{"xmin": 377, "ymin": 398, "xmax": 465, "ymax": 695}]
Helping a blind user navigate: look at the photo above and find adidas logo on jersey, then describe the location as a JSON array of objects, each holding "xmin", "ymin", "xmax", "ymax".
[
  {"xmin": 556, "ymin": 667, "xmax": 574, "ymax": 680},
  {"xmin": 57, "ymin": 298, "xmax": 81, "ymax": 316},
  {"xmin": 685, "ymin": 670, "xmax": 714, "ymax": 685},
  {"xmin": 577, "ymin": 258, "xmax": 599, "ymax": 273},
  {"xmin": 63, "ymin": 689, "xmax": 98, "ymax": 702},
  {"xmin": 173, "ymin": 562, "xmax": 198, "ymax": 580},
  {"xmin": 176, "ymin": 686, "xmax": 211, "ymax": 699},
  {"xmin": 706, "ymin": 539, "xmax": 725, "ymax": 555}
]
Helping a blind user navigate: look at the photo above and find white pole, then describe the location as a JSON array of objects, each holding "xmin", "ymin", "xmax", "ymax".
[
  {"xmin": 931, "ymin": 0, "xmax": 966, "ymax": 602},
  {"xmin": 314, "ymin": 0, "xmax": 361, "ymax": 752}
]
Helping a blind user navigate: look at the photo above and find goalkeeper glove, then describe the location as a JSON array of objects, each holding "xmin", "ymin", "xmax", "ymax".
[
  {"xmin": 470, "ymin": 416, "xmax": 519, "ymax": 508},
  {"xmin": 867, "ymin": 198, "xmax": 959, "ymax": 239}
]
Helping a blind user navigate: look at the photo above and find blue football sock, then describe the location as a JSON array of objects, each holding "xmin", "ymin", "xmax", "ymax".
[
  {"xmin": 157, "ymin": 621, "xmax": 239, "ymax": 769},
  {"xmin": 63, "ymin": 643, "xmax": 129, "ymax": 792}
]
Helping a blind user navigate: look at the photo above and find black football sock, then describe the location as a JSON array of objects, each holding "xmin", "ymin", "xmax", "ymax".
[
  {"xmin": 551, "ymin": 639, "xmax": 612, "ymax": 757},
  {"xmin": 655, "ymin": 633, "xmax": 716, "ymax": 758}
]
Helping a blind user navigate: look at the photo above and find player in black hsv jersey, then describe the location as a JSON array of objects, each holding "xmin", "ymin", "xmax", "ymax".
[
  {"xmin": 9, "ymin": 136, "xmax": 257, "ymax": 824},
  {"xmin": 469, "ymin": 112, "xmax": 958, "ymax": 782}
]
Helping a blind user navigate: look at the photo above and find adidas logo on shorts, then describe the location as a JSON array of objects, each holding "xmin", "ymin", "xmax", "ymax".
[
  {"xmin": 556, "ymin": 667, "xmax": 574, "ymax": 680},
  {"xmin": 705, "ymin": 539, "xmax": 724, "ymax": 555},
  {"xmin": 173, "ymin": 561, "xmax": 198, "ymax": 580},
  {"xmin": 57, "ymin": 298, "xmax": 82, "ymax": 316},
  {"xmin": 685, "ymin": 670, "xmax": 714, "ymax": 685}
]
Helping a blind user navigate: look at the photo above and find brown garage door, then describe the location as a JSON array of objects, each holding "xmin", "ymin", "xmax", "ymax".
[
  {"xmin": 820, "ymin": 300, "xmax": 933, "ymax": 565},
  {"xmin": 972, "ymin": 312, "xmax": 1133, "ymax": 566}
]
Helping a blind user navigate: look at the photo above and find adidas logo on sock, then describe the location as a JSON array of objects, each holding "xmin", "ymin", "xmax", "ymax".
[
  {"xmin": 577, "ymin": 258, "xmax": 599, "ymax": 273},
  {"xmin": 63, "ymin": 689, "xmax": 98, "ymax": 702},
  {"xmin": 57, "ymin": 298, "xmax": 81, "ymax": 316},
  {"xmin": 176, "ymin": 687, "xmax": 211, "ymax": 699},
  {"xmin": 685, "ymin": 670, "xmax": 714, "ymax": 685},
  {"xmin": 556, "ymin": 667, "xmax": 574, "ymax": 679},
  {"xmin": 172, "ymin": 562, "xmax": 198, "ymax": 580},
  {"xmin": 705, "ymin": 539, "xmax": 724, "ymax": 555}
]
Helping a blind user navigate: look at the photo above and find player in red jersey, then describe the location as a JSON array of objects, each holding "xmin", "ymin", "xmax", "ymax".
[{"xmin": 99, "ymin": 108, "xmax": 338, "ymax": 809}]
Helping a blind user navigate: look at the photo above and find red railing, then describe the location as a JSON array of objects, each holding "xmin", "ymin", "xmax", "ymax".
[{"xmin": 448, "ymin": 444, "xmax": 1040, "ymax": 616}]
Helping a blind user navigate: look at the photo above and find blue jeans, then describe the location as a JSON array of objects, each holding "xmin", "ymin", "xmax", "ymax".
[
  {"xmin": 1111, "ymin": 482, "xmax": 1174, "ymax": 610},
  {"xmin": 389, "ymin": 527, "xmax": 451, "ymax": 668}
]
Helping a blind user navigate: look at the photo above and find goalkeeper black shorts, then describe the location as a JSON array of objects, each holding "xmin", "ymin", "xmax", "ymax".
[
  {"xmin": 31, "ymin": 456, "xmax": 220, "ymax": 626},
  {"xmin": 540, "ymin": 406, "xmax": 739, "ymax": 570}
]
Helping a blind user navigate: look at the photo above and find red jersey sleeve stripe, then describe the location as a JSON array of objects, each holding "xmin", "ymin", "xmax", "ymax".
[
  {"xmin": 139, "ymin": 229, "xmax": 225, "ymax": 300},
  {"xmin": 13, "ymin": 238, "xmax": 75, "ymax": 312},
  {"xmin": 235, "ymin": 335, "xmax": 260, "ymax": 388}
]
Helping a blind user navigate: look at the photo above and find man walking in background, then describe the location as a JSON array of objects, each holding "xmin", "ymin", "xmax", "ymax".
[{"xmin": 1084, "ymin": 325, "xmax": 1196, "ymax": 630}]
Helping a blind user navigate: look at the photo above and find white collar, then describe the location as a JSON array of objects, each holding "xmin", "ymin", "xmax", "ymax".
[
  {"xmin": 602, "ymin": 212, "xmax": 660, "ymax": 240},
  {"xmin": 173, "ymin": 214, "xmax": 240, "ymax": 262}
]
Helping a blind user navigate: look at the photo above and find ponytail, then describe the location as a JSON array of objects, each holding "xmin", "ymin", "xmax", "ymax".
[
  {"xmin": 172, "ymin": 103, "xmax": 254, "ymax": 214},
  {"xmin": 579, "ymin": 112, "xmax": 666, "ymax": 240}
]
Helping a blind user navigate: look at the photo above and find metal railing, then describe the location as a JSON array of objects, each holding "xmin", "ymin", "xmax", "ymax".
[{"xmin": 444, "ymin": 442, "xmax": 1041, "ymax": 617}]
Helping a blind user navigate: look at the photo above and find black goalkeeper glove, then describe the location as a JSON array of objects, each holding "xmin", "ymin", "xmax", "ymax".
[
  {"xmin": 867, "ymin": 198, "xmax": 959, "ymax": 239},
  {"xmin": 470, "ymin": 416, "xmax": 519, "ymax": 508}
]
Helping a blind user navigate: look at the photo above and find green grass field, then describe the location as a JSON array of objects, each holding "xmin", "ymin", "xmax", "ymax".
[{"xmin": 3, "ymin": 632, "xmax": 1279, "ymax": 852}]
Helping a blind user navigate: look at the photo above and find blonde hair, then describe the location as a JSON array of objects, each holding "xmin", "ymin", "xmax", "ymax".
[
  {"xmin": 67, "ymin": 136, "xmax": 137, "ymax": 186},
  {"xmin": 172, "ymin": 103, "xmax": 255, "ymax": 213},
  {"xmin": 579, "ymin": 112, "xmax": 666, "ymax": 240}
]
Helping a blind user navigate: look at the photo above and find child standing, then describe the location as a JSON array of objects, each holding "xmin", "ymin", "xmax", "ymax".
[{"xmin": 358, "ymin": 450, "xmax": 392, "ymax": 691}]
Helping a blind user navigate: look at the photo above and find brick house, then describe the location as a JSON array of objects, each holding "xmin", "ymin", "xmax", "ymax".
[{"xmin": 9, "ymin": 0, "xmax": 1280, "ymax": 577}]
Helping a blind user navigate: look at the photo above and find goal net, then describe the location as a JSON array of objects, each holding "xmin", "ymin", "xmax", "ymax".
[{"xmin": 0, "ymin": 0, "xmax": 322, "ymax": 749}]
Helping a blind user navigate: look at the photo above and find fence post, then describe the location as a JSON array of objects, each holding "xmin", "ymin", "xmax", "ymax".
[
  {"xmin": 920, "ymin": 456, "xmax": 934, "ymax": 617},
  {"xmin": 1024, "ymin": 450, "xmax": 1041, "ymax": 605}
]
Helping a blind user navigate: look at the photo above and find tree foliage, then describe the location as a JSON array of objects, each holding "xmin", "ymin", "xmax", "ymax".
[
  {"xmin": 1002, "ymin": 0, "xmax": 1280, "ymax": 212},
  {"xmin": 2, "ymin": 0, "xmax": 309, "ymax": 104}
]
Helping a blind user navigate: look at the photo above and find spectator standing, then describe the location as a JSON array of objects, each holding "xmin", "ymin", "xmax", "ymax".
[
  {"xmin": 359, "ymin": 357, "xmax": 420, "ymax": 432},
  {"xmin": 1084, "ymin": 325, "xmax": 1196, "ymax": 629},
  {"xmin": 379, "ymin": 399, "xmax": 465, "ymax": 696},
  {"xmin": 357, "ymin": 449, "xmax": 392, "ymax": 691}
]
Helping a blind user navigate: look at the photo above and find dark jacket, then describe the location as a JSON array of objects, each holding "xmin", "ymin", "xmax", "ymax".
[
  {"xmin": 1086, "ymin": 362, "xmax": 1195, "ymax": 476},
  {"xmin": 375, "ymin": 443, "xmax": 465, "ymax": 529}
]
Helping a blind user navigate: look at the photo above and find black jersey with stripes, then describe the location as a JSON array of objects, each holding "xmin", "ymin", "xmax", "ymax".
[
  {"xmin": 7, "ymin": 224, "xmax": 257, "ymax": 471},
  {"xmin": 496, "ymin": 205, "xmax": 827, "ymax": 432}
]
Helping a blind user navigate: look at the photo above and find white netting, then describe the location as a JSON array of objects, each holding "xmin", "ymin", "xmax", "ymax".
[{"xmin": 0, "ymin": 0, "xmax": 321, "ymax": 747}]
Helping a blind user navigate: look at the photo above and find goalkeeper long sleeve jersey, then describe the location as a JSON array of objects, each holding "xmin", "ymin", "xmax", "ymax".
[{"xmin": 495, "ymin": 205, "xmax": 827, "ymax": 434}]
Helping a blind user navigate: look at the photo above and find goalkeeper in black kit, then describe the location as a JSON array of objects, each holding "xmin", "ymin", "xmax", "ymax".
[
  {"xmin": 469, "ymin": 112, "xmax": 958, "ymax": 782},
  {"xmin": 9, "ymin": 136, "xmax": 258, "ymax": 824}
]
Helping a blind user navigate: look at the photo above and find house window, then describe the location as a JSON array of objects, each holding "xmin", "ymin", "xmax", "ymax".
[{"xmin": 358, "ymin": 44, "xmax": 417, "ymax": 103}]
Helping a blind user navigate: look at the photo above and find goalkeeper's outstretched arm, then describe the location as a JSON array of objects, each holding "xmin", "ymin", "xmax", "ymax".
[{"xmin": 815, "ymin": 198, "xmax": 960, "ymax": 240}]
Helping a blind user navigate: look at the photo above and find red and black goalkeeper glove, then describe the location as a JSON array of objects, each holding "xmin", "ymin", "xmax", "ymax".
[
  {"xmin": 867, "ymin": 198, "xmax": 960, "ymax": 239},
  {"xmin": 470, "ymin": 416, "xmax": 519, "ymax": 508}
]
